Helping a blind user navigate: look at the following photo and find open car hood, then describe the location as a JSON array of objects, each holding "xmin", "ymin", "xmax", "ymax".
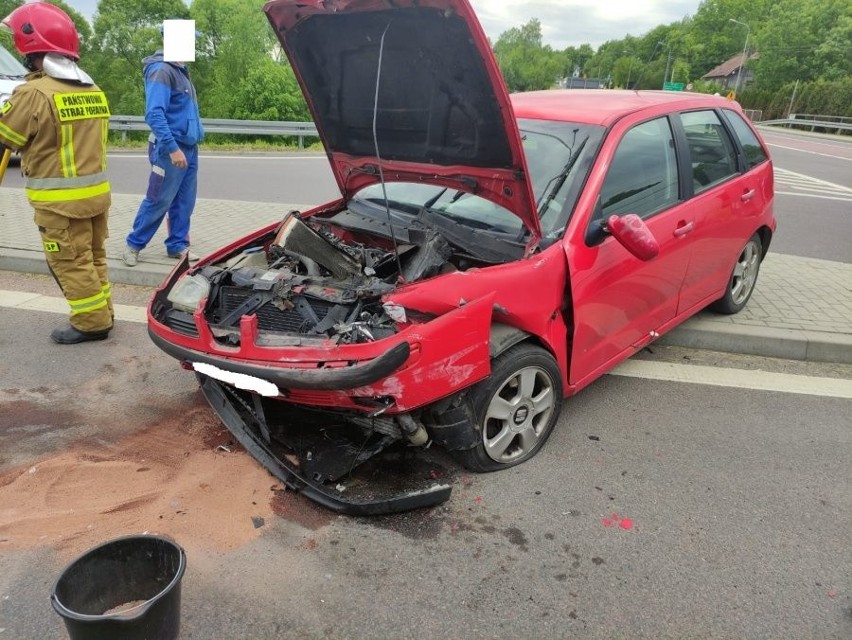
[{"xmin": 263, "ymin": 0, "xmax": 541, "ymax": 242}]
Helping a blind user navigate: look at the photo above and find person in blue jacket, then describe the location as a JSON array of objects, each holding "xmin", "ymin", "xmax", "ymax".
[{"xmin": 123, "ymin": 42, "xmax": 204, "ymax": 266}]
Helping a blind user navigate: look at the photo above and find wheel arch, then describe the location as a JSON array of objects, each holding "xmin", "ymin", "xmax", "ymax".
[
  {"xmin": 756, "ymin": 225, "xmax": 773, "ymax": 258},
  {"xmin": 489, "ymin": 322, "xmax": 552, "ymax": 359},
  {"xmin": 424, "ymin": 324, "xmax": 559, "ymax": 454}
]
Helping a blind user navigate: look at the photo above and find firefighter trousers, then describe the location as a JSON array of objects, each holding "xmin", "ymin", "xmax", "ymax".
[{"xmin": 35, "ymin": 208, "xmax": 114, "ymax": 333}]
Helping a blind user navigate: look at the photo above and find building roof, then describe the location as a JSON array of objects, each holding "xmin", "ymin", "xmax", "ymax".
[{"xmin": 703, "ymin": 52, "xmax": 759, "ymax": 80}]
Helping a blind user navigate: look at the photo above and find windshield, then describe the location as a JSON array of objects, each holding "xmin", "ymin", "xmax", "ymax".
[
  {"xmin": 0, "ymin": 44, "xmax": 26, "ymax": 78},
  {"xmin": 352, "ymin": 119, "xmax": 604, "ymax": 243}
]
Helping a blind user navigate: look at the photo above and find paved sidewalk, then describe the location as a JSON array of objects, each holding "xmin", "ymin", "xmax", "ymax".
[{"xmin": 2, "ymin": 186, "xmax": 851, "ymax": 363}]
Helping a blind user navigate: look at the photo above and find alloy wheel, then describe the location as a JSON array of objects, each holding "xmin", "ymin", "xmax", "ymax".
[
  {"xmin": 731, "ymin": 238, "xmax": 761, "ymax": 306},
  {"xmin": 482, "ymin": 365, "xmax": 557, "ymax": 464}
]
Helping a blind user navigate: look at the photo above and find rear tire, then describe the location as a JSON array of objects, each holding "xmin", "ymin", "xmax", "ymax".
[
  {"xmin": 453, "ymin": 344, "xmax": 562, "ymax": 473},
  {"xmin": 709, "ymin": 233, "xmax": 762, "ymax": 315}
]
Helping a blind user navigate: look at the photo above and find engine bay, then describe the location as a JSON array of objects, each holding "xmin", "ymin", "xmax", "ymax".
[{"xmin": 188, "ymin": 210, "xmax": 477, "ymax": 345}]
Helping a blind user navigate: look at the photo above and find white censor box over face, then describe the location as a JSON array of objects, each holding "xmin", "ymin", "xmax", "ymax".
[{"xmin": 163, "ymin": 19, "xmax": 197, "ymax": 62}]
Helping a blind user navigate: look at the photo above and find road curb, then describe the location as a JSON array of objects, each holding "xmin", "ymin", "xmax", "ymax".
[
  {"xmin": 660, "ymin": 318, "xmax": 852, "ymax": 365},
  {"xmin": 0, "ymin": 247, "xmax": 172, "ymax": 288}
]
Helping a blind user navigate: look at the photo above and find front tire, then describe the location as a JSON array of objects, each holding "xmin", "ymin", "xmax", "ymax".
[
  {"xmin": 454, "ymin": 344, "xmax": 563, "ymax": 473},
  {"xmin": 709, "ymin": 233, "xmax": 762, "ymax": 315}
]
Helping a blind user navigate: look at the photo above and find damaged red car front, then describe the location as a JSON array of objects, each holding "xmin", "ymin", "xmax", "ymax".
[
  {"xmin": 148, "ymin": 0, "xmax": 579, "ymax": 514},
  {"xmin": 147, "ymin": 0, "xmax": 777, "ymax": 515}
]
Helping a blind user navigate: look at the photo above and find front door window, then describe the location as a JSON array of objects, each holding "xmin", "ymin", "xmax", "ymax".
[{"xmin": 599, "ymin": 117, "xmax": 680, "ymax": 220}]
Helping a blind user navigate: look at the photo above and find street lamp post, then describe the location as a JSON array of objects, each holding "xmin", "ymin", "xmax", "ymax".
[
  {"xmin": 623, "ymin": 50, "xmax": 634, "ymax": 89},
  {"xmin": 729, "ymin": 18, "xmax": 750, "ymax": 98}
]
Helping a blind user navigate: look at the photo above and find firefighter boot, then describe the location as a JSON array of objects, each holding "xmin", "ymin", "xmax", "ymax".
[{"xmin": 51, "ymin": 325, "xmax": 111, "ymax": 344}]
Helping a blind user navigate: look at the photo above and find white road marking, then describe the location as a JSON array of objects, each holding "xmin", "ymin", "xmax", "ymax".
[
  {"xmin": 774, "ymin": 168, "xmax": 852, "ymax": 192},
  {"xmin": 766, "ymin": 142, "xmax": 852, "ymax": 162},
  {"xmin": 610, "ymin": 360, "xmax": 852, "ymax": 399},
  {"xmin": 2, "ymin": 289, "xmax": 850, "ymax": 399},
  {"xmin": 0, "ymin": 289, "xmax": 147, "ymax": 323},
  {"xmin": 761, "ymin": 133, "xmax": 852, "ymax": 151},
  {"xmin": 775, "ymin": 192, "xmax": 852, "ymax": 202},
  {"xmin": 773, "ymin": 168, "xmax": 852, "ymax": 202}
]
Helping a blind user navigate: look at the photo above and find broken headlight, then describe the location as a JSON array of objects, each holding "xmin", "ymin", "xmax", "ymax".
[
  {"xmin": 382, "ymin": 302, "xmax": 407, "ymax": 324},
  {"xmin": 167, "ymin": 273, "xmax": 211, "ymax": 313}
]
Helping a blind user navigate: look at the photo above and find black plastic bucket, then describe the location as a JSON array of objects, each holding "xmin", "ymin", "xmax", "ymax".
[{"xmin": 51, "ymin": 534, "xmax": 186, "ymax": 640}]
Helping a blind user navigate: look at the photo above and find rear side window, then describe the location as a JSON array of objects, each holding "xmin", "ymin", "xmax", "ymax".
[
  {"xmin": 721, "ymin": 109, "xmax": 768, "ymax": 169},
  {"xmin": 681, "ymin": 110, "xmax": 738, "ymax": 192},
  {"xmin": 599, "ymin": 117, "xmax": 679, "ymax": 220}
]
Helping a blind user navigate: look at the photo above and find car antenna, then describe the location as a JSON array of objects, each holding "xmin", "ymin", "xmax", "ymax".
[{"xmin": 372, "ymin": 20, "xmax": 405, "ymax": 282}]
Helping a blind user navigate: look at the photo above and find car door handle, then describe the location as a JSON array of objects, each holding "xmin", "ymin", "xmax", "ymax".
[
  {"xmin": 673, "ymin": 221, "xmax": 694, "ymax": 237},
  {"xmin": 741, "ymin": 189, "xmax": 756, "ymax": 202}
]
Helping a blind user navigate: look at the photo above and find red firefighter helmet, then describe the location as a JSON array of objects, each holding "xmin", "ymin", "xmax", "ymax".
[{"xmin": 1, "ymin": 2, "xmax": 80, "ymax": 61}]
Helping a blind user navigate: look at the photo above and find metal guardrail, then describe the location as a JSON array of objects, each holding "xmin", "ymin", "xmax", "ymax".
[
  {"xmin": 757, "ymin": 115, "xmax": 852, "ymax": 134},
  {"xmin": 112, "ymin": 113, "xmax": 851, "ymax": 146},
  {"xmin": 790, "ymin": 113, "xmax": 852, "ymax": 125},
  {"xmin": 109, "ymin": 115, "xmax": 320, "ymax": 148}
]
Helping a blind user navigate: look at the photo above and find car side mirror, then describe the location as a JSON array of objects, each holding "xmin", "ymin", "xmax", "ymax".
[{"xmin": 605, "ymin": 214, "xmax": 660, "ymax": 261}]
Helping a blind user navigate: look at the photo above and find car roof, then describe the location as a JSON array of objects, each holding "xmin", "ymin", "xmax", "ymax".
[{"xmin": 511, "ymin": 89, "xmax": 735, "ymax": 126}]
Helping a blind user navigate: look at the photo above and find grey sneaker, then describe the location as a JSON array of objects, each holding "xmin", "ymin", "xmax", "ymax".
[
  {"xmin": 168, "ymin": 249, "xmax": 200, "ymax": 262},
  {"xmin": 122, "ymin": 245, "xmax": 139, "ymax": 267}
]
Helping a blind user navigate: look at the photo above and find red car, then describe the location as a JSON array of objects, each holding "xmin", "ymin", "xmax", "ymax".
[{"xmin": 148, "ymin": 0, "xmax": 776, "ymax": 514}]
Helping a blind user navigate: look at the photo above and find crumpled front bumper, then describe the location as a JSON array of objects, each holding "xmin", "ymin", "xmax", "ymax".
[
  {"xmin": 149, "ymin": 293, "xmax": 496, "ymax": 412},
  {"xmin": 149, "ymin": 328, "xmax": 411, "ymax": 391},
  {"xmin": 198, "ymin": 375, "xmax": 452, "ymax": 515}
]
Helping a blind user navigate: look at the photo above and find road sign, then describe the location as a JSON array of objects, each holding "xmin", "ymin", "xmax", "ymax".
[{"xmin": 663, "ymin": 82, "xmax": 685, "ymax": 91}]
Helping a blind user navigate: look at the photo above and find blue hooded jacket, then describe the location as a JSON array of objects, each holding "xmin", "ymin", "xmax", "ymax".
[{"xmin": 142, "ymin": 51, "xmax": 204, "ymax": 153}]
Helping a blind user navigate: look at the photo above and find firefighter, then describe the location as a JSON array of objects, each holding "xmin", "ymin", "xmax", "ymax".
[{"xmin": 0, "ymin": 2, "xmax": 113, "ymax": 344}]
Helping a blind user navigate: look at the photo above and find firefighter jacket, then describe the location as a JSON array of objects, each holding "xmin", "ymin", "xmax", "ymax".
[{"xmin": 0, "ymin": 71, "xmax": 111, "ymax": 218}]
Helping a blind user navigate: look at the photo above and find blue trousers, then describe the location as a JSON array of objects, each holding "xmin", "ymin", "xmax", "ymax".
[{"xmin": 126, "ymin": 141, "xmax": 198, "ymax": 255}]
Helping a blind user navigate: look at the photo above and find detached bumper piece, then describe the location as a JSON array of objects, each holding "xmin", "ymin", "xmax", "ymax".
[{"xmin": 198, "ymin": 375, "xmax": 452, "ymax": 515}]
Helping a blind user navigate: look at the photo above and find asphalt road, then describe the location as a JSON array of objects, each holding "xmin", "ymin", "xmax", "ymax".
[
  {"xmin": 758, "ymin": 129, "xmax": 852, "ymax": 263},
  {"xmin": 0, "ymin": 271, "xmax": 850, "ymax": 639}
]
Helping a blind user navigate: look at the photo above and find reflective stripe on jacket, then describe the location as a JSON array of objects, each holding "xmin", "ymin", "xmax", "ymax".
[{"xmin": 0, "ymin": 72, "xmax": 110, "ymax": 218}]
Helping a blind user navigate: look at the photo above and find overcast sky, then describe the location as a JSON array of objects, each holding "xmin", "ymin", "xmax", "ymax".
[{"xmin": 62, "ymin": 0, "xmax": 703, "ymax": 50}]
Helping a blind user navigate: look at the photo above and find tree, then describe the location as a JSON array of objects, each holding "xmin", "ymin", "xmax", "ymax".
[
  {"xmin": 230, "ymin": 57, "xmax": 308, "ymax": 123},
  {"xmin": 190, "ymin": 0, "xmax": 275, "ymax": 118},
  {"xmin": 493, "ymin": 19, "xmax": 561, "ymax": 92},
  {"xmin": 752, "ymin": 0, "xmax": 852, "ymax": 87},
  {"xmin": 86, "ymin": 0, "xmax": 190, "ymax": 115},
  {"xmin": 686, "ymin": 0, "xmax": 772, "ymax": 77},
  {"xmin": 814, "ymin": 13, "xmax": 852, "ymax": 82}
]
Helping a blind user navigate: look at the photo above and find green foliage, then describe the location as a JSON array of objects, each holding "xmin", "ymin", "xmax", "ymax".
[
  {"xmin": 493, "ymin": 19, "xmax": 561, "ymax": 92},
  {"xmin": 0, "ymin": 0, "xmax": 16, "ymax": 19},
  {"xmin": 752, "ymin": 0, "xmax": 852, "ymax": 88},
  {"xmin": 85, "ymin": 0, "xmax": 189, "ymax": 114},
  {"xmin": 738, "ymin": 77, "xmax": 852, "ymax": 119},
  {"xmin": 230, "ymin": 57, "xmax": 308, "ymax": 122},
  {"xmin": 190, "ymin": 0, "xmax": 275, "ymax": 118},
  {"xmin": 789, "ymin": 78, "xmax": 852, "ymax": 118},
  {"xmin": 686, "ymin": 0, "xmax": 771, "ymax": 76}
]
